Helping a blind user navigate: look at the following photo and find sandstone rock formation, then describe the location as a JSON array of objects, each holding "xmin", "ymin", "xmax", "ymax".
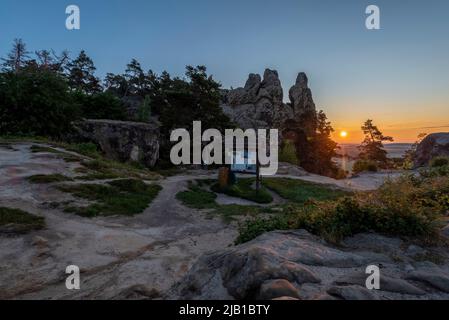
[
  {"xmin": 171, "ymin": 230, "xmax": 449, "ymax": 300},
  {"xmin": 289, "ymin": 72, "xmax": 316, "ymax": 118},
  {"xmin": 258, "ymin": 279, "xmax": 301, "ymax": 300},
  {"xmin": 74, "ymin": 119, "xmax": 160, "ymax": 167},
  {"xmin": 414, "ymin": 132, "xmax": 449, "ymax": 167},
  {"xmin": 220, "ymin": 69, "xmax": 316, "ymax": 135}
]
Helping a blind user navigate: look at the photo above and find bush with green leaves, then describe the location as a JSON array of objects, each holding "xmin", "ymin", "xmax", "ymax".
[
  {"xmin": 0, "ymin": 69, "xmax": 80, "ymax": 137},
  {"xmin": 137, "ymin": 95, "xmax": 152, "ymax": 122},
  {"xmin": 419, "ymin": 164, "xmax": 449, "ymax": 178},
  {"xmin": 64, "ymin": 142, "xmax": 100, "ymax": 158},
  {"xmin": 238, "ymin": 173, "xmax": 447, "ymax": 244},
  {"xmin": 72, "ymin": 91, "xmax": 127, "ymax": 121},
  {"xmin": 431, "ymin": 157, "xmax": 449, "ymax": 168},
  {"xmin": 352, "ymin": 159, "xmax": 378, "ymax": 174},
  {"xmin": 236, "ymin": 215, "xmax": 292, "ymax": 244},
  {"xmin": 279, "ymin": 139, "xmax": 299, "ymax": 165}
]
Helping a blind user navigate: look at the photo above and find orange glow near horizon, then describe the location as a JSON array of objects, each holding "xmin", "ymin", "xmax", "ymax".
[
  {"xmin": 333, "ymin": 124, "xmax": 449, "ymax": 144},
  {"xmin": 323, "ymin": 98, "xmax": 449, "ymax": 144}
]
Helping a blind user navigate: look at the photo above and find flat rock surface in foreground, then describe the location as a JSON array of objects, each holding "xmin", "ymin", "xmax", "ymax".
[{"xmin": 171, "ymin": 230, "xmax": 449, "ymax": 300}]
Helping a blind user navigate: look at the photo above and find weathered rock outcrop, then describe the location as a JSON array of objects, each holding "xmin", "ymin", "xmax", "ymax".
[
  {"xmin": 414, "ymin": 132, "xmax": 449, "ymax": 167},
  {"xmin": 220, "ymin": 69, "xmax": 316, "ymax": 134},
  {"xmin": 171, "ymin": 230, "xmax": 449, "ymax": 300},
  {"xmin": 74, "ymin": 119, "xmax": 160, "ymax": 167},
  {"xmin": 289, "ymin": 72, "xmax": 316, "ymax": 118}
]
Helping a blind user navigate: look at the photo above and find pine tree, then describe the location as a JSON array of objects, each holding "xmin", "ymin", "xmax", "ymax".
[
  {"xmin": 358, "ymin": 119, "xmax": 393, "ymax": 163},
  {"xmin": 137, "ymin": 95, "xmax": 152, "ymax": 122},
  {"xmin": 66, "ymin": 50, "xmax": 102, "ymax": 94},
  {"xmin": 304, "ymin": 110, "xmax": 341, "ymax": 177},
  {"xmin": 35, "ymin": 49, "xmax": 69, "ymax": 73},
  {"xmin": 105, "ymin": 73, "xmax": 129, "ymax": 97},
  {"xmin": 125, "ymin": 59, "xmax": 147, "ymax": 96},
  {"xmin": 2, "ymin": 39, "xmax": 30, "ymax": 73}
]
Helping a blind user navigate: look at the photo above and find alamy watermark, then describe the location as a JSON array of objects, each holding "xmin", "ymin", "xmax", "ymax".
[
  {"xmin": 64, "ymin": 4, "xmax": 379, "ymax": 31},
  {"xmin": 170, "ymin": 121, "xmax": 279, "ymax": 176},
  {"xmin": 365, "ymin": 265, "xmax": 380, "ymax": 290},
  {"xmin": 66, "ymin": 5, "xmax": 80, "ymax": 30},
  {"xmin": 366, "ymin": 5, "xmax": 381, "ymax": 30},
  {"xmin": 65, "ymin": 265, "xmax": 80, "ymax": 290}
]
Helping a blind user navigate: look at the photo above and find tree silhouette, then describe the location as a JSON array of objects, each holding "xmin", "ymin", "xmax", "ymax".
[
  {"xmin": 125, "ymin": 59, "xmax": 148, "ymax": 97},
  {"xmin": 1, "ymin": 39, "xmax": 30, "ymax": 73},
  {"xmin": 66, "ymin": 50, "xmax": 102, "ymax": 94},
  {"xmin": 358, "ymin": 119, "xmax": 393, "ymax": 163}
]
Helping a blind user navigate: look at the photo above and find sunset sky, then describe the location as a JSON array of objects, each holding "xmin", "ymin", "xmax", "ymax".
[{"xmin": 1, "ymin": 0, "xmax": 448, "ymax": 143}]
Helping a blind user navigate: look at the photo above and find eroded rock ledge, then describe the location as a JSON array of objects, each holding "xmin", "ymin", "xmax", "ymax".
[
  {"xmin": 414, "ymin": 132, "xmax": 449, "ymax": 167},
  {"xmin": 73, "ymin": 119, "xmax": 160, "ymax": 167},
  {"xmin": 170, "ymin": 230, "xmax": 449, "ymax": 300}
]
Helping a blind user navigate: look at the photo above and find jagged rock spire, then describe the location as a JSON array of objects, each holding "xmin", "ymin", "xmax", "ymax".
[
  {"xmin": 220, "ymin": 69, "xmax": 317, "ymax": 131},
  {"xmin": 289, "ymin": 72, "xmax": 316, "ymax": 118}
]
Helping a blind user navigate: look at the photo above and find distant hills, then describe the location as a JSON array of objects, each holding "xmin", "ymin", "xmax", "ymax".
[{"xmin": 337, "ymin": 143, "xmax": 413, "ymax": 159}]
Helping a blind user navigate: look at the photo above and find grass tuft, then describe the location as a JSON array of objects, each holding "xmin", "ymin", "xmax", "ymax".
[
  {"xmin": 176, "ymin": 182, "xmax": 217, "ymax": 209},
  {"xmin": 0, "ymin": 207, "xmax": 45, "ymax": 233},
  {"xmin": 58, "ymin": 179, "xmax": 162, "ymax": 217},
  {"xmin": 27, "ymin": 174, "xmax": 73, "ymax": 184},
  {"xmin": 211, "ymin": 179, "xmax": 273, "ymax": 204},
  {"xmin": 263, "ymin": 178, "xmax": 350, "ymax": 204},
  {"xmin": 176, "ymin": 180, "xmax": 274, "ymax": 222},
  {"xmin": 30, "ymin": 145, "xmax": 62, "ymax": 154}
]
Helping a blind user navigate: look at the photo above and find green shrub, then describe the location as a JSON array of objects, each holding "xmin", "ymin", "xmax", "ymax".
[
  {"xmin": 0, "ymin": 70, "xmax": 80, "ymax": 137},
  {"xmin": 333, "ymin": 168, "xmax": 348, "ymax": 180},
  {"xmin": 431, "ymin": 157, "xmax": 449, "ymax": 168},
  {"xmin": 72, "ymin": 91, "xmax": 127, "ymax": 121},
  {"xmin": 137, "ymin": 95, "xmax": 152, "ymax": 122},
  {"xmin": 419, "ymin": 165, "xmax": 449, "ymax": 178},
  {"xmin": 237, "ymin": 174, "xmax": 446, "ymax": 244},
  {"xmin": 279, "ymin": 139, "xmax": 299, "ymax": 165},
  {"xmin": 353, "ymin": 159, "xmax": 378, "ymax": 174},
  {"xmin": 65, "ymin": 142, "xmax": 100, "ymax": 158},
  {"xmin": 236, "ymin": 215, "xmax": 292, "ymax": 244}
]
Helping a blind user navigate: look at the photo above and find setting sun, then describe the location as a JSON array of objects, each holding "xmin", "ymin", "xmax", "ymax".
[{"xmin": 340, "ymin": 131, "xmax": 348, "ymax": 138}]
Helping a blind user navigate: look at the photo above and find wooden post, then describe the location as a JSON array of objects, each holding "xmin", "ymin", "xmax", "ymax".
[{"xmin": 255, "ymin": 131, "xmax": 260, "ymax": 193}]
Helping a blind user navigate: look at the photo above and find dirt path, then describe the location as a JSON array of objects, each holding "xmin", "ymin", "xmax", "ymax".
[{"xmin": 0, "ymin": 144, "xmax": 236, "ymax": 299}]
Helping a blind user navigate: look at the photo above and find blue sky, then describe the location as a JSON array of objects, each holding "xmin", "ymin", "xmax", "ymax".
[{"xmin": 1, "ymin": 0, "xmax": 448, "ymax": 141}]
